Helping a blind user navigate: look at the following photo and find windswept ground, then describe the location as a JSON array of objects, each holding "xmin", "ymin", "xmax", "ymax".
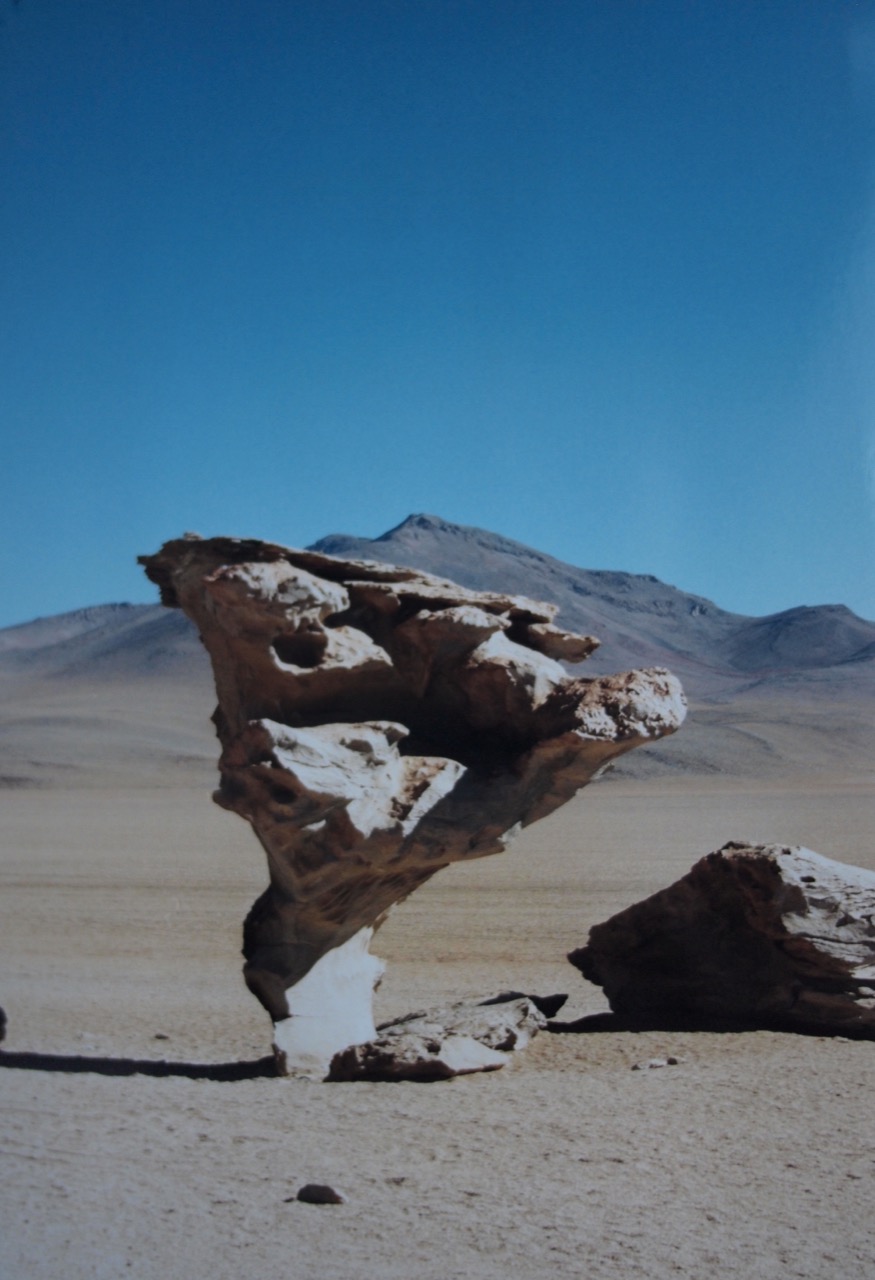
[{"xmin": 1, "ymin": 672, "xmax": 874, "ymax": 1278}]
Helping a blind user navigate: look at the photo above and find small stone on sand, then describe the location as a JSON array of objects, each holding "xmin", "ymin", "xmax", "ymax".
[{"xmin": 295, "ymin": 1183, "xmax": 347, "ymax": 1205}]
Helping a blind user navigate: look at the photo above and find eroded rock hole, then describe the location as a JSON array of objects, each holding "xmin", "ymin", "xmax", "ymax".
[{"xmin": 272, "ymin": 630, "xmax": 327, "ymax": 668}]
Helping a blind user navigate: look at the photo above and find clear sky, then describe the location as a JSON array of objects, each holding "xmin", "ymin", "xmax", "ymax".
[{"xmin": 2, "ymin": 0, "xmax": 874, "ymax": 629}]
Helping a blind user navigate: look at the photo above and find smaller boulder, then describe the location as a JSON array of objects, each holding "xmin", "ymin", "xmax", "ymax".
[
  {"xmin": 326, "ymin": 995, "xmax": 547, "ymax": 1081},
  {"xmin": 329, "ymin": 1032, "xmax": 507, "ymax": 1082}
]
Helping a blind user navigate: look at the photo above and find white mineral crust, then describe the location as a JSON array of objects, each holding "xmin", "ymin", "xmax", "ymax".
[{"xmin": 272, "ymin": 928, "xmax": 385, "ymax": 1074}]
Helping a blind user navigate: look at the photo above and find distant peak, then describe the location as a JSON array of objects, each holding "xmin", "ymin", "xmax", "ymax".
[{"xmin": 377, "ymin": 513, "xmax": 457, "ymax": 540}]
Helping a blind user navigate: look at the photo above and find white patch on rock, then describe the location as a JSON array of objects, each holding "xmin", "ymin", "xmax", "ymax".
[
  {"xmin": 273, "ymin": 928, "xmax": 385, "ymax": 1075},
  {"xmin": 773, "ymin": 845, "xmax": 875, "ymax": 979},
  {"xmin": 262, "ymin": 720, "xmax": 466, "ymax": 839},
  {"xmin": 468, "ymin": 630, "xmax": 567, "ymax": 707},
  {"xmin": 214, "ymin": 560, "xmax": 349, "ymax": 619},
  {"xmin": 575, "ymin": 669, "xmax": 687, "ymax": 741}
]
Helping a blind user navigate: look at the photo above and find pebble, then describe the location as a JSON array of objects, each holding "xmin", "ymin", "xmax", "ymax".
[
  {"xmin": 632, "ymin": 1056, "xmax": 681, "ymax": 1071},
  {"xmin": 295, "ymin": 1183, "xmax": 347, "ymax": 1205}
]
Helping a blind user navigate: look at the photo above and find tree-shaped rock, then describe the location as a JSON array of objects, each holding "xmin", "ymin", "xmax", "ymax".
[{"xmin": 140, "ymin": 535, "xmax": 686, "ymax": 1071}]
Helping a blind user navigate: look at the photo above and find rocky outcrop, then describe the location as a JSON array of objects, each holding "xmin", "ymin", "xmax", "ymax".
[
  {"xmin": 140, "ymin": 534, "xmax": 685, "ymax": 1071},
  {"xmin": 570, "ymin": 843, "xmax": 875, "ymax": 1037},
  {"xmin": 327, "ymin": 995, "xmax": 550, "ymax": 1081}
]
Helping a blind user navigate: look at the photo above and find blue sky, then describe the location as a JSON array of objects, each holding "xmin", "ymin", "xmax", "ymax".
[{"xmin": 2, "ymin": 0, "xmax": 874, "ymax": 628}]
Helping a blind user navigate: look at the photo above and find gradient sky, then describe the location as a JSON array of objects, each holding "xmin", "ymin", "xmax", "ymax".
[{"xmin": 2, "ymin": 0, "xmax": 875, "ymax": 629}]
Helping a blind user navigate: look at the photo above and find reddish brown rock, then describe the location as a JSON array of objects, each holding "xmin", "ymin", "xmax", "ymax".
[
  {"xmin": 140, "ymin": 534, "xmax": 685, "ymax": 1070},
  {"xmin": 570, "ymin": 843, "xmax": 875, "ymax": 1037}
]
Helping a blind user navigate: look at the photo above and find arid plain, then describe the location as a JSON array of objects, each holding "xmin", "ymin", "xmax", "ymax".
[{"xmin": 2, "ymin": 522, "xmax": 874, "ymax": 1279}]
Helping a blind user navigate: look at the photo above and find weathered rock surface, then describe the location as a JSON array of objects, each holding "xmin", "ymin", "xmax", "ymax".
[
  {"xmin": 327, "ymin": 995, "xmax": 548, "ymax": 1081},
  {"xmin": 570, "ymin": 843, "xmax": 875, "ymax": 1037},
  {"xmin": 140, "ymin": 534, "xmax": 685, "ymax": 1070}
]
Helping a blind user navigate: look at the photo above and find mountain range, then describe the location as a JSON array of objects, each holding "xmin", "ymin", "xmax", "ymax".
[
  {"xmin": 310, "ymin": 514, "xmax": 875, "ymax": 697},
  {"xmin": 2, "ymin": 514, "xmax": 873, "ymax": 785}
]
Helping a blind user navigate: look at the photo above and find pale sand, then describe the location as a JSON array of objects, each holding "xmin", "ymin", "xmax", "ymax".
[{"xmin": 2, "ymin": 723, "xmax": 874, "ymax": 1276}]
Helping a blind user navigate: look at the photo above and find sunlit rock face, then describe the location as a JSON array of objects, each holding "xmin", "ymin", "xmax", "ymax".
[
  {"xmin": 140, "ymin": 535, "xmax": 686, "ymax": 1071},
  {"xmin": 571, "ymin": 843, "xmax": 875, "ymax": 1037}
]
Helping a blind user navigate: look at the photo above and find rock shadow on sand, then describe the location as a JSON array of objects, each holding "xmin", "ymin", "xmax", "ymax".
[{"xmin": 0, "ymin": 1050, "xmax": 278, "ymax": 1080}]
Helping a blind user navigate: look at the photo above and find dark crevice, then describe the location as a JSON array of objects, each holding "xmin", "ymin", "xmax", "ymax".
[{"xmin": 272, "ymin": 631, "xmax": 327, "ymax": 668}]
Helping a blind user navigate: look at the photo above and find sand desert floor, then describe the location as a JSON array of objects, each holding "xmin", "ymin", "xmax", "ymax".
[{"xmin": 2, "ymin": 764, "xmax": 874, "ymax": 1279}]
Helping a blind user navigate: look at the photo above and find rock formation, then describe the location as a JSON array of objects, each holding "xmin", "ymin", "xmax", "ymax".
[
  {"xmin": 570, "ymin": 842, "xmax": 875, "ymax": 1037},
  {"xmin": 328, "ymin": 993, "xmax": 558, "ymax": 1082},
  {"xmin": 140, "ymin": 534, "xmax": 685, "ymax": 1072}
]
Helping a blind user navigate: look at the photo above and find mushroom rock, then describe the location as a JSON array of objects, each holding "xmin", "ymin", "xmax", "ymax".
[
  {"xmin": 570, "ymin": 843, "xmax": 875, "ymax": 1037},
  {"xmin": 139, "ymin": 535, "xmax": 686, "ymax": 1073}
]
